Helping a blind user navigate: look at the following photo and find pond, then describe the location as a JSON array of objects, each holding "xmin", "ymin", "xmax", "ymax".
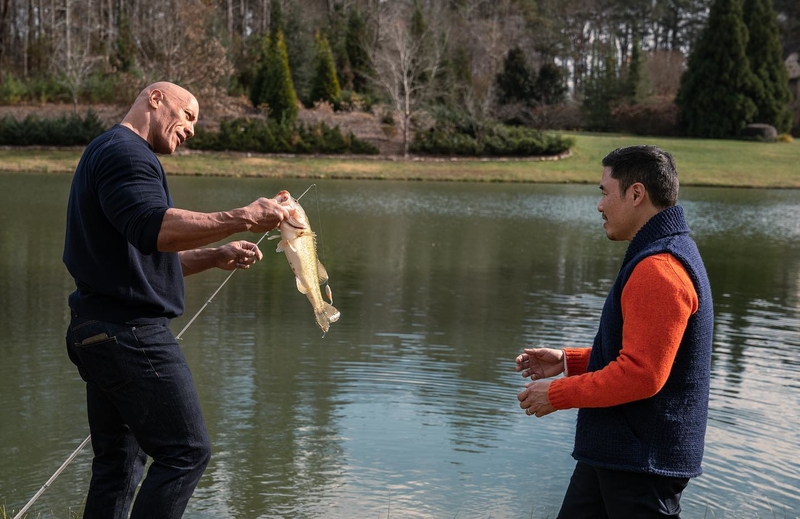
[{"xmin": 1, "ymin": 173, "xmax": 799, "ymax": 518}]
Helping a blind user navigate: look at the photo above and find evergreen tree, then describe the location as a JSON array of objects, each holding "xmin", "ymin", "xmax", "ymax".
[
  {"xmin": 345, "ymin": 8, "xmax": 373, "ymax": 94},
  {"xmin": 495, "ymin": 47, "xmax": 537, "ymax": 106},
  {"xmin": 410, "ymin": 0, "xmax": 434, "ymax": 88},
  {"xmin": 744, "ymin": 0, "xmax": 793, "ymax": 132},
  {"xmin": 534, "ymin": 62, "xmax": 567, "ymax": 105},
  {"xmin": 269, "ymin": 0, "xmax": 284, "ymax": 45},
  {"xmin": 284, "ymin": 3, "xmax": 315, "ymax": 103},
  {"xmin": 582, "ymin": 47, "xmax": 620, "ymax": 131},
  {"xmin": 621, "ymin": 39, "xmax": 648, "ymax": 103},
  {"xmin": 310, "ymin": 32, "xmax": 341, "ymax": 105},
  {"xmin": 255, "ymin": 30, "xmax": 299, "ymax": 124},
  {"xmin": 112, "ymin": 12, "xmax": 138, "ymax": 74},
  {"xmin": 326, "ymin": 4, "xmax": 354, "ymax": 91},
  {"xmin": 676, "ymin": 0, "xmax": 758, "ymax": 138},
  {"xmin": 249, "ymin": 33, "xmax": 271, "ymax": 108}
]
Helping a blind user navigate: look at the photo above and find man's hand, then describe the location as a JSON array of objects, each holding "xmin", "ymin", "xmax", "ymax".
[
  {"xmin": 517, "ymin": 380, "xmax": 557, "ymax": 418},
  {"xmin": 516, "ymin": 348, "xmax": 565, "ymax": 380},
  {"xmin": 245, "ymin": 196, "xmax": 294, "ymax": 233},
  {"xmin": 216, "ymin": 240, "xmax": 263, "ymax": 271}
]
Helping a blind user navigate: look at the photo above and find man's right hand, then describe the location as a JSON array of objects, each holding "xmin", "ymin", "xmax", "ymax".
[{"xmin": 245, "ymin": 196, "xmax": 295, "ymax": 233}]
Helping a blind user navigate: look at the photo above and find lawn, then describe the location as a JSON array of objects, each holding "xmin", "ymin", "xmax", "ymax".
[{"xmin": 1, "ymin": 132, "xmax": 798, "ymax": 188}]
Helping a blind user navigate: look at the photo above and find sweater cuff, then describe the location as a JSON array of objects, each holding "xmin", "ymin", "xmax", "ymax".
[
  {"xmin": 564, "ymin": 348, "xmax": 589, "ymax": 376},
  {"xmin": 548, "ymin": 378, "xmax": 571, "ymax": 410}
]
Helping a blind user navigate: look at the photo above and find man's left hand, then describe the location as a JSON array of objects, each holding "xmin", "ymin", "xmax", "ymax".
[
  {"xmin": 217, "ymin": 240, "xmax": 263, "ymax": 270},
  {"xmin": 517, "ymin": 380, "xmax": 557, "ymax": 418}
]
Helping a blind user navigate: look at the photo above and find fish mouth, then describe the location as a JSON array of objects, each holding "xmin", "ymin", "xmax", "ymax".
[
  {"xmin": 275, "ymin": 190, "xmax": 292, "ymax": 204},
  {"xmin": 283, "ymin": 218, "xmax": 305, "ymax": 230}
]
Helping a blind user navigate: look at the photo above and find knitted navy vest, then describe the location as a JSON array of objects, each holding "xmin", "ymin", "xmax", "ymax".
[{"xmin": 573, "ymin": 205, "xmax": 714, "ymax": 478}]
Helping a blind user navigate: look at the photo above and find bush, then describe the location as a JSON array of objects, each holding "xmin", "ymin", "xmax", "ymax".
[
  {"xmin": 0, "ymin": 110, "xmax": 106, "ymax": 146},
  {"xmin": 187, "ymin": 118, "xmax": 378, "ymax": 155},
  {"xmin": 411, "ymin": 120, "xmax": 573, "ymax": 157},
  {"xmin": 0, "ymin": 75, "xmax": 27, "ymax": 104},
  {"xmin": 612, "ymin": 98, "xmax": 681, "ymax": 136}
]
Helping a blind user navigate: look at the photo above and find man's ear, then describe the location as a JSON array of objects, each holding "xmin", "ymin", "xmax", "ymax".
[
  {"xmin": 630, "ymin": 182, "xmax": 647, "ymax": 205},
  {"xmin": 148, "ymin": 89, "xmax": 164, "ymax": 109}
]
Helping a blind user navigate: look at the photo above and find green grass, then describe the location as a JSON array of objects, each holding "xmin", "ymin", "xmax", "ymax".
[{"xmin": 1, "ymin": 132, "xmax": 798, "ymax": 188}]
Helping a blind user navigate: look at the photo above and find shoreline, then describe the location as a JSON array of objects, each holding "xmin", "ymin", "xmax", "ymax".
[{"xmin": 2, "ymin": 131, "xmax": 799, "ymax": 189}]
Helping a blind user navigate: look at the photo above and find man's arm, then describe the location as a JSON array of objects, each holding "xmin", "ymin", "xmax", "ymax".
[
  {"xmin": 548, "ymin": 254, "xmax": 698, "ymax": 410},
  {"xmin": 157, "ymin": 197, "xmax": 291, "ymax": 252}
]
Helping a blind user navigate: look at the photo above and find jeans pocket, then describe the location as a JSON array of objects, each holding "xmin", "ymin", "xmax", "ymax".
[{"xmin": 73, "ymin": 333, "xmax": 133, "ymax": 392}]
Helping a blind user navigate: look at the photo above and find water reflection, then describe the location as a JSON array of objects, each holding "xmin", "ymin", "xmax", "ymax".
[{"xmin": 1, "ymin": 174, "xmax": 799, "ymax": 518}]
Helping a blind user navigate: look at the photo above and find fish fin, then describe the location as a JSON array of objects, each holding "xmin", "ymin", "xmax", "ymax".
[
  {"xmin": 274, "ymin": 239, "xmax": 286, "ymax": 253},
  {"xmin": 325, "ymin": 284, "xmax": 333, "ymax": 305},
  {"xmin": 267, "ymin": 234, "xmax": 281, "ymax": 241},
  {"xmin": 314, "ymin": 303, "xmax": 340, "ymax": 334},
  {"xmin": 317, "ymin": 261, "xmax": 329, "ymax": 284},
  {"xmin": 288, "ymin": 240, "xmax": 297, "ymax": 253},
  {"xmin": 295, "ymin": 277, "xmax": 310, "ymax": 295}
]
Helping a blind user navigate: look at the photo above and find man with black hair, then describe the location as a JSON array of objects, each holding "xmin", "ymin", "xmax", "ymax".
[{"xmin": 516, "ymin": 145, "xmax": 714, "ymax": 518}]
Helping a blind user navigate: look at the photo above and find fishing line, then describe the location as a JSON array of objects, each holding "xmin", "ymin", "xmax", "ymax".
[{"xmin": 13, "ymin": 184, "xmax": 317, "ymax": 519}]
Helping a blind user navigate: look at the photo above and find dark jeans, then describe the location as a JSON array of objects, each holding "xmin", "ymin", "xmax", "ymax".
[
  {"xmin": 66, "ymin": 313, "xmax": 211, "ymax": 519},
  {"xmin": 557, "ymin": 461, "xmax": 690, "ymax": 519}
]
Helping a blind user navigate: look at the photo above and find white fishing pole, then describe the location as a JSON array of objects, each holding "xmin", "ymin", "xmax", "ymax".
[{"xmin": 13, "ymin": 184, "xmax": 316, "ymax": 519}]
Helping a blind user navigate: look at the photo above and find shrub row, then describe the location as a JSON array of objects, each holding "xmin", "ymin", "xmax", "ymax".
[
  {"xmin": 187, "ymin": 118, "xmax": 379, "ymax": 155},
  {"xmin": 0, "ymin": 110, "xmax": 106, "ymax": 146},
  {"xmin": 411, "ymin": 122, "xmax": 573, "ymax": 157}
]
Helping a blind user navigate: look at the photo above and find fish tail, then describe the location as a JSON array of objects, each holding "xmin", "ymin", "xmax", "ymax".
[{"xmin": 314, "ymin": 303, "xmax": 341, "ymax": 333}]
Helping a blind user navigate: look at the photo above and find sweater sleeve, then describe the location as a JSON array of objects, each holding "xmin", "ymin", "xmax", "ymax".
[
  {"xmin": 94, "ymin": 142, "xmax": 170, "ymax": 255},
  {"xmin": 548, "ymin": 254, "xmax": 698, "ymax": 410}
]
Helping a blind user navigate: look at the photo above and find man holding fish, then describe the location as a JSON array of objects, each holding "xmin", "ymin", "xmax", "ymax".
[
  {"xmin": 63, "ymin": 82, "xmax": 295, "ymax": 518},
  {"xmin": 515, "ymin": 145, "xmax": 713, "ymax": 518}
]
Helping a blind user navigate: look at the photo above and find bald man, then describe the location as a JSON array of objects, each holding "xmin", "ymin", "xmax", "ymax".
[{"xmin": 63, "ymin": 82, "xmax": 292, "ymax": 518}]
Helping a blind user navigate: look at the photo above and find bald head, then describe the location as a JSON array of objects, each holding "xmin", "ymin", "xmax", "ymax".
[{"xmin": 121, "ymin": 82, "xmax": 199, "ymax": 154}]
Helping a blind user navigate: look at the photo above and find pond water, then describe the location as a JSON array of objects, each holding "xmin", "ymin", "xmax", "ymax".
[{"xmin": 1, "ymin": 173, "xmax": 799, "ymax": 518}]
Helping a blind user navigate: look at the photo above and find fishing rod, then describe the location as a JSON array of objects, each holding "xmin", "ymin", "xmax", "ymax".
[{"xmin": 13, "ymin": 184, "xmax": 317, "ymax": 519}]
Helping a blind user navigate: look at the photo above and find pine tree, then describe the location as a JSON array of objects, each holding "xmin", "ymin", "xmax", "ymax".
[
  {"xmin": 328, "ymin": 4, "xmax": 354, "ymax": 92},
  {"xmin": 249, "ymin": 34, "xmax": 271, "ymax": 109},
  {"xmin": 621, "ymin": 39, "xmax": 649, "ymax": 103},
  {"xmin": 283, "ymin": 3, "xmax": 315, "ymax": 104},
  {"xmin": 310, "ymin": 32, "xmax": 341, "ymax": 105},
  {"xmin": 269, "ymin": 0, "xmax": 284, "ymax": 45},
  {"xmin": 582, "ymin": 50, "xmax": 620, "ymax": 131},
  {"xmin": 112, "ymin": 12, "xmax": 138, "ymax": 74},
  {"xmin": 410, "ymin": 0, "xmax": 433, "ymax": 88},
  {"xmin": 534, "ymin": 63, "xmax": 567, "ymax": 105},
  {"xmin": 676, "ymin": 0, "xmax": 758, "ymax": 138},
  {"xmin": 744, "ymin": 0, "xmax": 793, "ymax": 132},
  {"xmin": 345, "ymin": 8, "xmax": 373, "ymax": 94},
  {"xmin": 495, "ymin": 47, "xmax": 537, "ymax": 106},
  {"xmin": 256, "ymin": 31, "xmax": 299, "ymax": 124}
]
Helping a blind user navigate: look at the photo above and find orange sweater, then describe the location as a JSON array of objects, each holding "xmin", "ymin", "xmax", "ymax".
[{"xmin": 548, "ymin": 253, "xmax": 698, "ymax": 409}]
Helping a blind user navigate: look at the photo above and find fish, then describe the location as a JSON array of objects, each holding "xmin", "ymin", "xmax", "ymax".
[{"xmin": 270, "ymin": 190, "xmax": 340, "ymax": 334}]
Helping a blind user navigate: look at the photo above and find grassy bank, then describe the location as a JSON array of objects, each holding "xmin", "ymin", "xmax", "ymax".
[{"xmin": 2, "ymin": 132, "xmax": 799, "ymax": 188}]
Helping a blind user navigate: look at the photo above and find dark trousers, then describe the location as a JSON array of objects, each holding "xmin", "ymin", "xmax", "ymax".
[
  {"xmin": 557, "ymin": 461, "xmax": 690, "ymax": 519},
  {"xmin": 66, "ymin": 314, "xmax": 211, "ymax": 519}
]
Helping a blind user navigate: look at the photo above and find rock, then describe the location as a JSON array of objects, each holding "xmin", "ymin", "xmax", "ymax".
[{"xmin": 742, "ymin": 123, "xmax": 778, "ymax": 141}]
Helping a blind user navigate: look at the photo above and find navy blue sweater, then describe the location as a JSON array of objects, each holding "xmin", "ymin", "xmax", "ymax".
[
  {"xmin": 63, "ymin": 125, "xmax": 184, "ymax": 324},
  {"xmin": 573, "ymin": 205, "xmax": 714, "ymax": 478}
]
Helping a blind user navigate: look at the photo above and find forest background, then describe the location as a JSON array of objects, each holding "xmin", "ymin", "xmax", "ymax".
[{"xmin": 0, "ymin": 0, "xmax": 799, "ymax": 157}]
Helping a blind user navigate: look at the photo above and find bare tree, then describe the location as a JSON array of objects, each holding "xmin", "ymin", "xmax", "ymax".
[
  {"xmin": 51, "ymin": 0, "xmax": 102, "ymax": 111},
  {"xmin": 368, "ymin": 0, "xmax": 446, "ymax": 157}
]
